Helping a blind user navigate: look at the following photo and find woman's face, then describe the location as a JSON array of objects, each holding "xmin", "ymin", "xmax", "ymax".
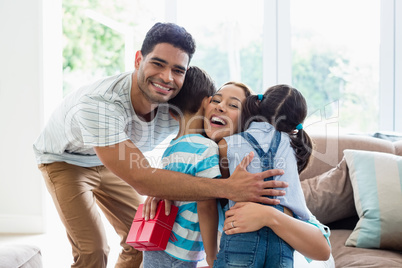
[{"xmin": 204, "ymin": 84, "xmax": 247, "ymax": 142}]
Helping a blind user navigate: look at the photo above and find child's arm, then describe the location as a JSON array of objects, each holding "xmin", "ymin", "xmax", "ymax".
[
  {"xmin": 218, "ymin": 139, "xmax": 230, "ymax": 178},
  {"xmin": 198, "ymin": 200, "xmax": 219, "ymax": 267},
  {"xmin": 197, "ymin": 140, "xmax": 223, "ymax": 266}
]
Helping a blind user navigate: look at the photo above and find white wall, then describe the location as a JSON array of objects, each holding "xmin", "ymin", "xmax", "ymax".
[{"xmin": 0, "ymin": 0, "xmax": 62, "ymax": 233}]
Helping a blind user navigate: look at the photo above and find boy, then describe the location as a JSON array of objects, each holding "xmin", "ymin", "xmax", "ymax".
[{"xmin": 143, "ymin": 66, "xmax": 220, "ymax": 267}]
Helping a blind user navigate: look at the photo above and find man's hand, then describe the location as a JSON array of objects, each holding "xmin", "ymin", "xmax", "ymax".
[
  {"xmin": 142, "ymin": 196, "xmax": 172, "ymax": 221},
  {"xmin": 225, "ymin": 152, "xmax": 288, "ymax": 204}
]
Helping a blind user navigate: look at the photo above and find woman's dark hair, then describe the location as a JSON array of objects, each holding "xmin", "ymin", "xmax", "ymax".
[
  {"xmin": 242, "ymin": 84, "xmax": 313, "ymax": 173},
  {"xmin": 218, "ymin": 81, "xmax": 253, "ymax": 98},
  {"xmin": 141, "ymin": 22, "xmax": 196, "ymax": 63},
  {"xmin": 168, "ymin": 66, "xmax": 216, "ymax": 117}
]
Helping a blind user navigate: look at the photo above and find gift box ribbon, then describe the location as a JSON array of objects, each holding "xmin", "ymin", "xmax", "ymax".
[{"xmin": 134, "ymin": 217, "xmax": 175, "ymax": 242}]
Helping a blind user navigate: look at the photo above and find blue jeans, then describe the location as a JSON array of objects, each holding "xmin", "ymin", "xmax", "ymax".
[
  {"xmin": 213, "ymin": 206, "xmax": 294, "ymax": 268},
  {"xmin": 143, "ymin": 250, "xmax": 198, "ymax": 268}
]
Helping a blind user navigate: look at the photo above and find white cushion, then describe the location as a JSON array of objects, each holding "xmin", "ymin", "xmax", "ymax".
[{"xmin": 0, "ymin": 244, "xmax": 42, "ymax": 268}]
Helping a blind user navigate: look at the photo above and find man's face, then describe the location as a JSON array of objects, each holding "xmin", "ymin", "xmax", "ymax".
[{"xmin": 135, "ymin": 43, "xmax": 189, "ymax": 104}]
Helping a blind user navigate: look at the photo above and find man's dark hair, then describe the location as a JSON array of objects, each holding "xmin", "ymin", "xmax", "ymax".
[
  {"xmin": 141, "ymin": 22, "xmax": 196, "ymax": 63},
  {"xmin": 168, "ymin": 66, "xmax": 216, "ymax": 117}
]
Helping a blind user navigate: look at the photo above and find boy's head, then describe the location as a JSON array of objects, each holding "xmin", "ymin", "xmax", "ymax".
[
  {"xmin": 141, "ymin": 22, "xmax": 196, "ymax": 64},
  {"xmin": 168, "ymin": 66, "xmax": 216, "ymax": 118}
]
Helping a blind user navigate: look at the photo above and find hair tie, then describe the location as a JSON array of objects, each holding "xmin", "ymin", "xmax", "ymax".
[
  {"xmin": 296, "ymin": 123, "xmax": 303, "ymax": 130},
  {"xmin": 257, "ymin": 94, "xmax": 264, "ymax": 101}
]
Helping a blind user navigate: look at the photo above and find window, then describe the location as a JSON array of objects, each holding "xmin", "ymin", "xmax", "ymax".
[
  {"xmin": 62, "ymin": 0, "xmax": 165, "ymax": 95},
  {"xmin": 61, "ymin": 0, "xmax": 400, "ymax": 133},
  {"xmin": 290, "ymin": 0, "xmax": 380, "ymax": 134},
  {"xmin": 177, "ymin": 0, "xmax": 264, "ymax": 91}
]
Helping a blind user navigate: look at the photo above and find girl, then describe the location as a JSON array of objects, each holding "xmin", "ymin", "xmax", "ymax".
[{"xmin": 207, "ymin": 84, "xmax": 331, "ymax": 267}]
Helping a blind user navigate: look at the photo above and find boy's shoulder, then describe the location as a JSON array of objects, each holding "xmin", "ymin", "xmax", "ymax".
[
  {"xmin": 186, "ymin": 134, "xmax": 218, "ymax": 146},
  {"xmin": 180, "ymin": 134, "xmax": 219, "ymax": 152}
]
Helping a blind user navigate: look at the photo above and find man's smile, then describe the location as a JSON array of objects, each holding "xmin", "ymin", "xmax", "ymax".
[{"xmin": 151, "ymin": 82, "xmax": 172, "ymax": 93}]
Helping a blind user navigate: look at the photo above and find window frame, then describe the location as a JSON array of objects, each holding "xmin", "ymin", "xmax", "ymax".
[{"xmin": 380, "ymin": 0, "xmax": 402, "ymax": 132}]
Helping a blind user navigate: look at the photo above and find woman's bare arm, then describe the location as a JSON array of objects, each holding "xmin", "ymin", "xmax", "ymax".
[{"xmin": 223, "ymin": 202, "xmax": 331, "ymax": 261}]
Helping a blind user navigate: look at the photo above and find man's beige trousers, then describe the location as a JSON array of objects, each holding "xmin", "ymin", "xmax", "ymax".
[{"xmin": 39, "ymin": 162, "xmax": 143, "ymax": 268}]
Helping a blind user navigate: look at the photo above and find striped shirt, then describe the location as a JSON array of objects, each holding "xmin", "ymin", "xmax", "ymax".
[
  {"xmin": 33, "ymin": 72, "xmax": 179, "ymax": 167},
  {"xmin": 162, "ymin": 134, "xmax": 221, "ymax": 262}
]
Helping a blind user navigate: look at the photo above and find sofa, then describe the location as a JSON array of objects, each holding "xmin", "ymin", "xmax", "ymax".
[{"xmin": 300, "ymin": 134, "xmax": 402, "ymax": 267}]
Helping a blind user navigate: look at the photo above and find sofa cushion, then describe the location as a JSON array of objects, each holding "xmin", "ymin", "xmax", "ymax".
[
  {"xmin": 301, "ymin": 157, "xmax": 356, "ymax": 224},
  {"xmin": 330, "ymin": 230, "xmax": 402, "ymax": 267},
  {"xmin": 344, "ymin": 149, "xmax": 402, "ymax": 250}
]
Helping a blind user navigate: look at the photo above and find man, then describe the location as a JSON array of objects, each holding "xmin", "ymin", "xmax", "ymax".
[{"xmin": 33, "ymin": 22, "xmax": 285, "ymax": 267}]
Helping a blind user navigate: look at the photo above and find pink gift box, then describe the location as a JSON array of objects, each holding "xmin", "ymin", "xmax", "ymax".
[{"xmin": 126, "ymin": 201, "xmax": 178, "ymax": 251}]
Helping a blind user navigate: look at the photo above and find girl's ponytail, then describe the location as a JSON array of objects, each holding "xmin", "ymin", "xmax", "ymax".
[
  {"xmin": 241, "ymin": 94, "xmax": 262, "ymax": 132},
  {"xmin": 289, "ymin": 127, "xmax": 313, "ymax": 174}
]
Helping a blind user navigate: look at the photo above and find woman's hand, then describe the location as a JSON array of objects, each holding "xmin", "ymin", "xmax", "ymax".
[
  {"xmin": 223, "ymin": 202, "xmax": 274, "ymax": 234},
  {"xmin": 142, "ymin": 196, "xmax": 172, "ymax": 221}
]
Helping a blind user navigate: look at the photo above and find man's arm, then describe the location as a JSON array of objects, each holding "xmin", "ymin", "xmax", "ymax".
[{"xmin": 95, "ymin": 140, "xmax": 287, "ymax": 202}]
